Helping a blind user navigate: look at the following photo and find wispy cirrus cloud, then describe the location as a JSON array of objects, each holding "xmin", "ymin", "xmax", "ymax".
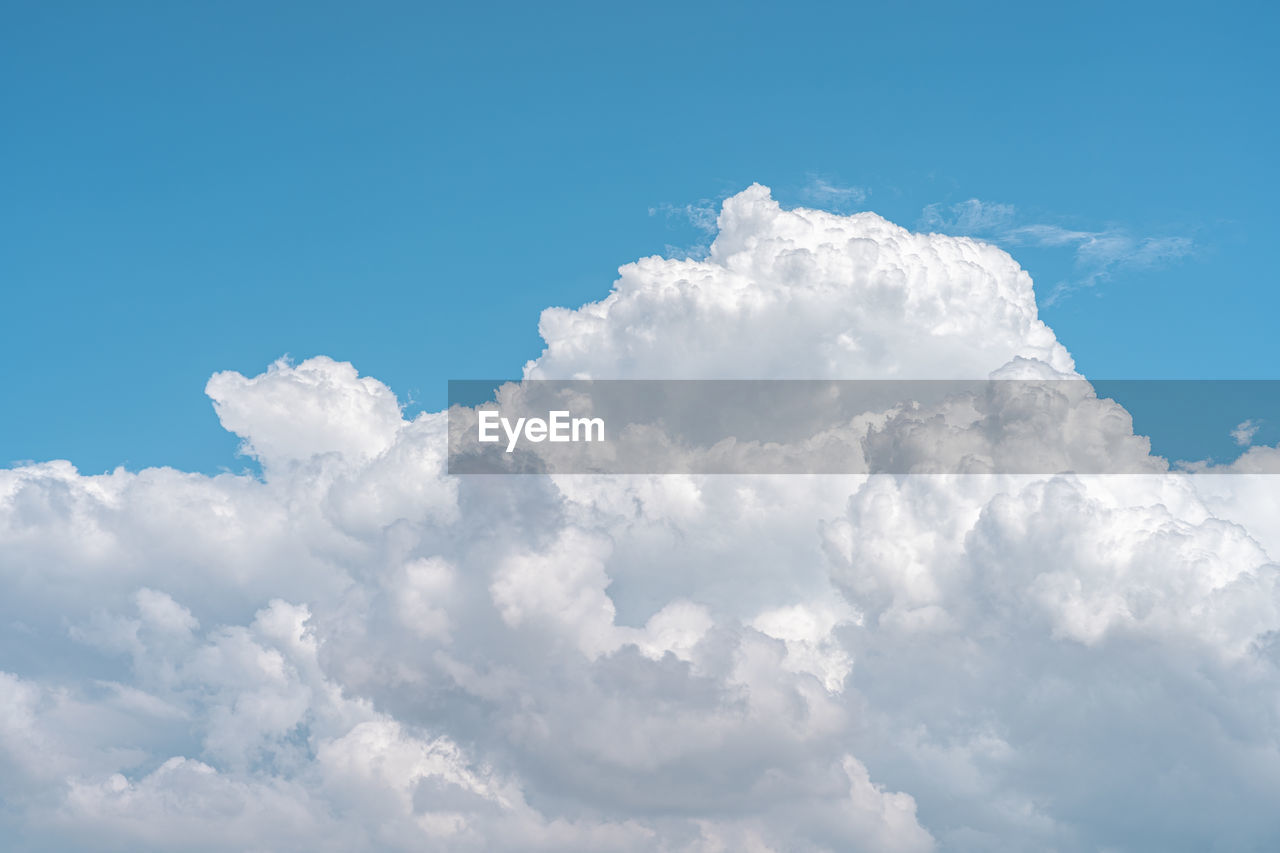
[
  {"xmin": 800, "ymin": 175, "xmax": 868, "ymax": 210},
  {"xmin": 921, "ymin": 199, "xmax": 1193, "ymax": 304},
  {"xmin": 1233, "ymin": 418, "xmax": 1262, "ymax": 447},
  {"xmin": 649, "ymin": 199, "xmax": 720, "ymax": 259}
]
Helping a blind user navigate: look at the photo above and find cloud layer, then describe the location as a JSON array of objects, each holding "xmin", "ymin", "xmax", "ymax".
[{"xmin": 2, "ymin": 186, "xmax": 1278, "ymax": 851}]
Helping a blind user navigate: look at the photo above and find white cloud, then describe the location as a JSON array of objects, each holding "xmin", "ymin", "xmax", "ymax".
[
  {"xmin": 532, "ymin": 184, "xmax": 1073, "ymax": 381},
  {"xmin": 2, "ymin": 185, "xmax": 1278, "ymax": 851},
  {"xmin": 800, "ymin": 176, "xmax": 867, "ymax": 210},
  {"xmin": 206, "ymin": 355, "xmax": 405, "ymax": 470},
  {"xmin": 751, "ymin": 600, "xmax": 858, "ymax": 692},
  {"xmin": 921, "ymin": 198, "xmax": 1016, "ymax": 234},
  {"xmin": 1233, "ymin": 418, "xmax": 1262, "ymax": 447},
  {"xmin": 649, "ymin": 199, "xmax": 721, "ymax": 259},
  {"xmin": 921, "ymin": 198, "xmax": 1194, "ymax": 303}
]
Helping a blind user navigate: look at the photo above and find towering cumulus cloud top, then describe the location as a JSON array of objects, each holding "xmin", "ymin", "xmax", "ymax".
[
  {"xmin": 528, "ymin": 184, "xmax": 1074, "ymax": 380},
  {"xmin": 1, "ymin": 187, "xmax": 1279, "ymax": 852}
]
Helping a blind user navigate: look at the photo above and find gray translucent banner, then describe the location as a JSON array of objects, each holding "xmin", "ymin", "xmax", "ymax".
[{"xmin": 447, "ymin": 380, "xmax": 1280, "ymax": 475}]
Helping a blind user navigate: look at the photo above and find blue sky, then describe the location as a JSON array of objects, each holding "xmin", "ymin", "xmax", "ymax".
[{"xmin": 3, "ymin": 0, "xmax": 1276, "ymax": 474}]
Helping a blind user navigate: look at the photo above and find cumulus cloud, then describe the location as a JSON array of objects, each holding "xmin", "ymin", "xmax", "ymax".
[
  {"xmin": 206, "ymin": 356, "xmax": 405, "ymax": 469},
  {"xmin": 2, "ymin": 185, "xmax": 1279, "ymax": 851},
  {"xmin": 532, "ymin": 184, "xmax": 1073, "ymax": 381}
]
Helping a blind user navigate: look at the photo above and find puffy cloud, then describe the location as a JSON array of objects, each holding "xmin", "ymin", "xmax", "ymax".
[
  {"xmin": 206, "ymin": 356, "xmax": 404, "ymax": 469},
  {"xmin": 2, "ymin": 185, "xmax": 1279, "ymax": 851},
  {"xmin": 528, "ymin": 184, "xmax": 1073, "ymax": 381},
  {"xmin": 750, "ymin": 600, "xmax": 857, "ymax": 692}
]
